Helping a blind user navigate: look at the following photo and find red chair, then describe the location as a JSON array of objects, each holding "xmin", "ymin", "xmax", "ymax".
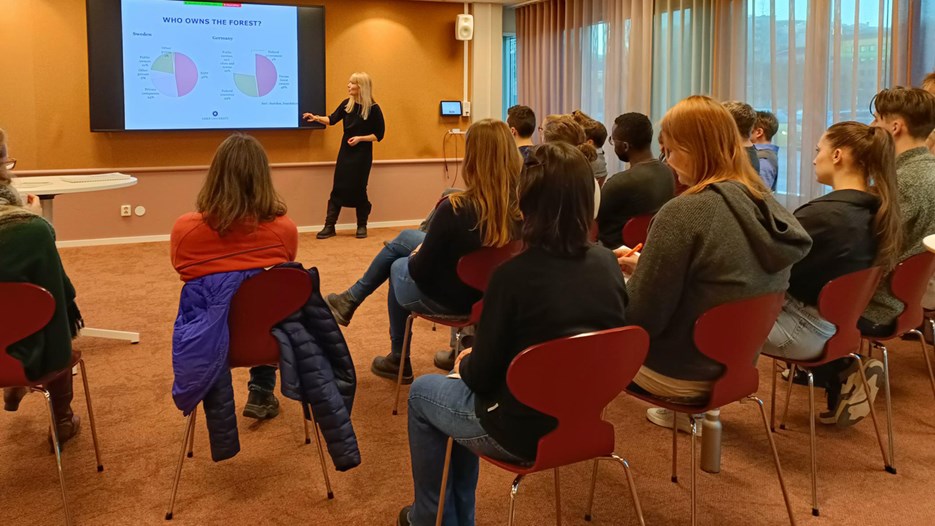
[
  {"xmin": 393, "ymin": 241, "xmax": 524, "ymax": 415},
  {"xmin": 858, "ymin": 252, "xmax": 935, "ymax": 474},
  {"xmin": 623, "ymin": 293, "xmax": 795, "ymax": 526},
  {"xmin": 434, "ymin": 327, "xmax": 650, "ymax": 526},
  {"xmin": 165, "ymin": 267, "xmax": 334, "ymax": 520},
  {"xmin": 764, "ymin": 267, "xmax": 887, "ymax": 517},
  {"xmin": 0, "ymin": 283, "xmax": 103, "ymax": 526},
  {"xmin": 622, "ymin": 214, "xmax": 653, "ymax": 248}
]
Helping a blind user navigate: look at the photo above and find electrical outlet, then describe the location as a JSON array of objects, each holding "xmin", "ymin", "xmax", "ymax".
[
  {"xmin": 462, "ymin": 101, "xmax": 471, "ymax": 117},
  {"xmin": 120, "ymin": 205, "xmax": 132, "ymax": 217}
]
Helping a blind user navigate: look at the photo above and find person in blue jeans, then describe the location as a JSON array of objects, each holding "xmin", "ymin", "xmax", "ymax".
[
  {"xmin": 325, "ymin": 119, "xmax": 522, "ymax": 383},
  {"xmin": 397, "ymin": 142, "xmax": 630, "ymax": 526}
]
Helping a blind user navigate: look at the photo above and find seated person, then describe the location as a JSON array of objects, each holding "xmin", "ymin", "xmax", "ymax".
[
  {"xmin": 325, "ymin": 119, "xmax": 522, "ymax": 383},
  {"xmin": 506, "ymin": 105, "xmax": 536, "ymax": 160},
  {"xmin": 597, "ymin": 112, "xmax": 675, "ymax": 248},
  {"xmin": 541, "ymin": 114, "xmax": 601, "ymax": 215},
  {"xmin": 0, "ymin": 128, "xmax": 85, "ymax": 448},
  {"xmin": 170, "ymin": 133, "xmax": 298, "ymax": 420},
  {"xmin": 723, "ymin": 101, "xmax": 761, "ymax": 171},
  {"xmin": 753, "ymin": 110, "xmax": 780, "ymax": 191},
  {"xmin": 763, "ymin": 122, "xmax": 901, "ymax": 426},
  {"xmin": 917, "ymin": 75, "xmax": 935, "ymax": 343},
  {"xmin": 572, "ymin": 110, "xmax": 609, "ymax": 186},
  {"xmin": 617, "ymin": 97, "xmax": 810, "ymax": 428},
  {"xmin": 864, "ymin": 87, "xmax": 935, "ymax": 333},
  {"xmin": 397, "ymin": 141, "xmax": 629, "ymax": 526}
]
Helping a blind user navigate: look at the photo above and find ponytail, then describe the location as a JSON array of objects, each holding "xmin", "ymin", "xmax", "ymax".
[
  {"xmin": 825, "ymin": 121, "xmax": 903, "ymax": 269},
  {"xmin": 577, "ymin": 142, "xmax": 598, "ymax": 162}
]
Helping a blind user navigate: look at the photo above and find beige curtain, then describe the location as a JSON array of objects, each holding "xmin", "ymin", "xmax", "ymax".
[{"xmin": 651, "ymin": 0, "xmax": 717, "ymax": 121}]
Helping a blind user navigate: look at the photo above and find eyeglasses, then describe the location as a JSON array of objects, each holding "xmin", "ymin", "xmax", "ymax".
[{"xmin": 2, "ymin": 158, "xmax": 15, "ymax": 171}]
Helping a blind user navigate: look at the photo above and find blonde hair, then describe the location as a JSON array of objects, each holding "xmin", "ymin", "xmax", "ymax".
[
  {"xmin": 542, "ymin": 114, "xmax": 598, "ymax": 162},
  {"xmin": 345, "ymin": 72, "xmax": 375, "ymax": 120},
  {"xmin": 196, "ymin": 133, "xmax": 287, "ymax": 235},
  {"xmin": 448, "ymin": 119, "xmax": 522, "ymax": 247},
  {"xmin": 922, "ymin": 71, "xmax": 935, "ymax": 95},
  {"xmin": 0, "ymin": 128, "xmax": 9, "ymax": 185},
  {"xmin": 661, "ymin": 96, "xmax": 768, "ymax": 200}
]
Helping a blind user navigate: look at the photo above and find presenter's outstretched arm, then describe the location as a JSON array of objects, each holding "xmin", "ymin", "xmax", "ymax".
[{"xmin": 302, "ymin": 113, "xmax": 330, "ymax": 125}]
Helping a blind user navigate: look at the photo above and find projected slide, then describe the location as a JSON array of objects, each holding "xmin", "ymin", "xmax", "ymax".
[{"xmin": 121, "ymin": 0, "xmax": 299, "ymax": 130}]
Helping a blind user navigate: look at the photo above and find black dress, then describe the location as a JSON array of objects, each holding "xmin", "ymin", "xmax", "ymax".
[{"xmin": 327, "ymin": 99, "xmax": 386, "ymax": 208}]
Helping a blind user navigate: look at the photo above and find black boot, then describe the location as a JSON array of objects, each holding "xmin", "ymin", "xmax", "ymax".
[
  {"xmin": 356, "ymin": 202, "xmax": 372, "ymax": 239},
  {"xmin": 371, "ymin": 351, "xmax": 413, "ymax": 384},
  {"xmin": 317, "ymin": 200, "xmax": 340, "ymax": 239},
  {"xmin": 325, "ymin": 291, "xmax": 360, "ymax": 326}
]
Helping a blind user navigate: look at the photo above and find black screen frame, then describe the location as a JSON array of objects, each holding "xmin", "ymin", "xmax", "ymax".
[{"xmin": 86, "ymin": 0, "xmax": 326, "ymax": 132}]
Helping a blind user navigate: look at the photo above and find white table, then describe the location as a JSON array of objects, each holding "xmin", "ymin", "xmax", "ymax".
[
  {"xmin": 925, "ymin": 234, "xmax": 935, "ymax": 255},
  {"xmin": 12, "ymin": 173, "xmax": 141, "ymax": 344}
]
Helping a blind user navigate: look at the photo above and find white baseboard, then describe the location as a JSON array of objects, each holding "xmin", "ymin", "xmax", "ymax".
[{"xmin": 56, "ymin": 219, "xmax": 423, "ymax": 248}]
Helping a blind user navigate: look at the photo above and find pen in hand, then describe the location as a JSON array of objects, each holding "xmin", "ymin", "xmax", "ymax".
[{"xmin": 623, "ymin": 243, "xmax": 643, "ymax": 257}]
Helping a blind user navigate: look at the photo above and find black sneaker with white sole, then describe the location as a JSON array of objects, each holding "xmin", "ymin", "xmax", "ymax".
[
  {"xmin": 820, "ymin": 358, "xmax": 884, "ymax": 427},
  {"xmin": 243, "ymin": 390, "xmax": 280, "ymax": 420}
]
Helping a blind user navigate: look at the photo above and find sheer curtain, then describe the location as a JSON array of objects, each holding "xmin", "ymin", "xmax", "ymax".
[{"xmin": 517, "ymin": 0, "xmax": 654, "ymax": 174}]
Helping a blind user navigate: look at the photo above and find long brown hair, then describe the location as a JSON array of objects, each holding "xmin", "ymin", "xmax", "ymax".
[
  {"xmin": 661, "ymin": 96, "xmax": 768, "ymax": 200},
  {"xmin": 542, "ymin": 114, "xmax": 598, "ymax": 162},
  {"xmin": 824, "ymin": 121, "xmax": 903, "ymax": 269},
  {"xmin": 196, "ymin": 133, "xmax": 286, "ymax": 235},
  {"xmin": 448, "ymin": 119, "xmax": 522, "ymax": 247}
]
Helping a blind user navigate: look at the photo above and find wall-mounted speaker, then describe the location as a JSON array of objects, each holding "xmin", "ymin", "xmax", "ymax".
[{"xmin": 456, "ymin": 14, "xmax": 474, "ymax": 41}]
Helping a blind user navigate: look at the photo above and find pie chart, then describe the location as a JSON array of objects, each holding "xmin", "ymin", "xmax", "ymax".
[
  {"xmin": 151, "ymin": 52, "xmax": 198, "ymax": 97},
  {"xmin": 234, "ymin": 54, "xmax": 278, "ymax": 97}
]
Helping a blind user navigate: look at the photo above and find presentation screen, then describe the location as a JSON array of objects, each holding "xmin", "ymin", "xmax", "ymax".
[{"xmin": 87, "ymin": 0, "xmax": 325, "ymax": 131}]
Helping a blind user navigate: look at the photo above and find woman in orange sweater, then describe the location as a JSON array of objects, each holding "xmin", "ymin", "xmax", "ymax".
[{"xmin": 170, "ymin": 133, "xmax": 298, "ymax": 420}]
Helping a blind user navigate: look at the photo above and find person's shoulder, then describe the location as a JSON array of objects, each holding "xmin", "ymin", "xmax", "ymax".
[
  {"xmin": 172, "ymin": 212, "xmax": 205, "ymax": 231},
  {"xmin": 12, "ymin": 214, "xmax": 55, "ymax": 238}
]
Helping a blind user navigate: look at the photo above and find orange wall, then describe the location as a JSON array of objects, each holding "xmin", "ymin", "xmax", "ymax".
[{"xmin": 0, "ymin": 0, "xmax": 470, "ymax": 171}]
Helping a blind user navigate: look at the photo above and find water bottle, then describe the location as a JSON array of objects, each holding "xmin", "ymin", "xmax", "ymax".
[{"xmin": 700, "ymin": 409, "xmax": 722, "ymax": 474}]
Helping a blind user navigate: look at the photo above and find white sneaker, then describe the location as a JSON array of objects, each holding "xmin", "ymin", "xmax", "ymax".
[{"xmin": 646, "ymin": 408, "xmax": 701, "ymax": 435}]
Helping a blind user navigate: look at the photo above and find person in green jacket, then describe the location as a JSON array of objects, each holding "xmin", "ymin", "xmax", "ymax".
[{"xmin": 0, "ymin": 128, "xmax": 84, "ymax": 449}]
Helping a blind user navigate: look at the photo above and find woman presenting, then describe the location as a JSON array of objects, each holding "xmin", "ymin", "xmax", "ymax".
[{"xmin": 303, "ymin": 72, "xmax": 385, "ymax": 239}]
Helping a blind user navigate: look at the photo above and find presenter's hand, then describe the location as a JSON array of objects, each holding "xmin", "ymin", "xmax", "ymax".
[
  {"xmin": 302, "ymin": 112, "xmax": 316, "ymax": 122},
  {"xmin": 347, "ymin": 136, "xmax": 362, "ymax": 147},
  {"xmin": 25, "ymin": 194, "xmax": 42, "ymax": 215}
]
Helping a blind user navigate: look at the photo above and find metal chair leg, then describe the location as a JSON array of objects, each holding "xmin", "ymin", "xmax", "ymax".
[
  {"xmin": 879, "ymin": 346, "xmax": 896, "ymax": 474},
  {"xmin": 779, "ymin": 364, "xmax": 796, "ymax": 430},
  {"xmin": 689, "ymin": 415, "xmax": 697, "ymax": 526},
  {"xmin": 306, "ymin": 405, "xmax": 334, "ymax": 499},
  {"xmin": 851, "ymin": 353, "xmax": 893, "ymax": 473},
  {"xmin": 806, "ymin": 372, "xmax": 819, "ymax": 517},
  {"xmin": 770, "ymin": 359, "xmax": 778, "ymax": 431},
  {"xmin": 553, "ymin": 468, "xmax": 562, "ymax": 526},
  {"xmin": 508, "ymin": 474, "xmax": 525, "ymax": 526},
  {"xmin": 908, "ymin": 329, "xmax": 935, "ymax": 400},
  {"xmin": 302, "ymin": 403, "xmax": 312, "ymax": 445},
  {"xmin": 186, "ymin": 407, "xmax": 197, "ymax": 458},
  {"xmin": 746, "ymin": 396, "xmax": 797, "ymax": 526},
  {"xmin": 584, "ymin": 459, "xmax": 599, "ymax": 521},
  {"xmin": 393, "ymin": 314, "xmax": 416, "ymax": 415},
  {"xmin": 165, "ymin": 412, "xmax": 195, "ymax": 520},
  {"xmin": 77, "ymin": 359, "xmax": 104, "ymax": 471},
  {"xmin": 434, "ymin": 438, "xmax": 454, "ymax": 526},
  {"xmin": 671, "ymin": 410, "xmax": 679, "ymax": 483},
  {"xmin": 609, "ymin": 454, "xmax": 646, "ymax": 526},
  {"xmin": 41, "ymin": 389, "xmax": 73, "ymax": 526}
]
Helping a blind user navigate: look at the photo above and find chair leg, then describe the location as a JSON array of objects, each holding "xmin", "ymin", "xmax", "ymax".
[
  {"xmin": 302, "ymin": 403, "xmax": 312, "ymax": 445},
  {"xmin": 307, "ymin": 404, "xmax": 334, "ymax": 499},
  {"xmin": 770, "ymin": 359, "xmax": 778, "ymax": 432},
  {"xmin": 434, "ymin": 437, "xmax": 454, "ymax": 526},
  {"xmin": 671, "ymin": 410, "xmax": 679, "ymax": 483},
  {"xmin": 553, "ymin": 468, "xmax": 562, "ymax": 526},
  {"xmin": 40, "ymin": 389, "xmax": 72, "ymax": 526},
  {"xmin": 852, "ymin": 353, "xmax": 894, "ymax": 473},
  {"xmin": 77, "ymin": 359, "xmax": 104, "ymax": 472},
  {"xmin": 806, "ymin": 372, "xmax": 819, "ymax": 517},
  {"xmin": 584, "ymin": 459, "xmax": 599, "ymax": 521},
  {"xmin": 779, "ymin": 364, "xmax": 796, "ymax": 430},
  {"xmin": 165, "ymin": 412, "xmax": 195, "ymax": 520},
  {"xmin": 908, "ymin": 329, "xmax": 935, "ymax": 400},
  {"xmin": 393, "ymin": 314, "xmax": 416, "ymax": 415},
  {"xmin": 745, "ymin": 396, "xmax": 797, "ymax": 526},
  {"xmin": 608, "ymin": 454, "xmax": 646, "ymax": 526},
  {"xmin": 689, "ymin": 415, "xmax": 697, "ymax": 526},
  {"xmin": 508, "ymin": 474, "xmax": 525, "ymax": 526},
  {"xmin": 186, "ymin": 407, "xmax": 196, "ymax": 458}
]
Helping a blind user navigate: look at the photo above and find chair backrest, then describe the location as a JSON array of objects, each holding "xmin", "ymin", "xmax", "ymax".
[
  {"xmin": 817, "ymin": 266, "xmax": 885, "ymax": 361},
  {"xmin": 457, "ymin": 241, "xmax": 524, "ymax": 322},
  {"xmin": 622, "ymin": 214, "xmax": 653, "ymax": 248},
  {"xmin": 506, "ymin": 326, "xmax": 650, "ymax": 470},
  {"xmin": 694, "ymin": 292, "xmax": 784, "ymax": 410},
  {"xmin": 228, "ymin": 268, "xmax": 314, "ymax": 369},
  {"xmin": 888, "ymin": 252, "xmax": 935, "ymax": 336},
  {"xmin": 0, "ymin": 283, "xmax": 56, "ymax": 387}
]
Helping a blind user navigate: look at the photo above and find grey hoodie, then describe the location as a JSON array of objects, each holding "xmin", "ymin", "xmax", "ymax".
[{"xmin": 626, "ymin": 181, "xmax": 811, "ymax": 382}]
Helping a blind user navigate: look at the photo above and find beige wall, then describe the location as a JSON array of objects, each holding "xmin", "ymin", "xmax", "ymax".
[{"xmin": 0, "ymin": 0, "xmax": 481, "ymax": 242}]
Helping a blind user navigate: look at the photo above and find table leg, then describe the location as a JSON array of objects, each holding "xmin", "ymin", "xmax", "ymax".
[{"xmin": 40, "ymin": 196, "xmax": 54, "ymax": 222}]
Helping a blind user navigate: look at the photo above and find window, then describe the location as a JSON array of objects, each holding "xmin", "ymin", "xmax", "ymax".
[
  {"xmin": 580, "ymin": 22, "xmax": 609, "ymax": 123},
  {"xmin": 502, "ymin": 34, "xmax": 518, "ymax": 120}
]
